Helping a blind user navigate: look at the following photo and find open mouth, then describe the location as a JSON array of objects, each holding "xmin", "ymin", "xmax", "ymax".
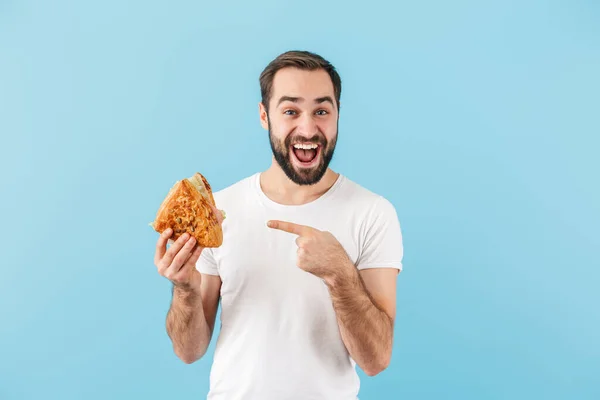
[{"xmin": 290, "ymin": 143, "xmax": 321, "ymax": 167}]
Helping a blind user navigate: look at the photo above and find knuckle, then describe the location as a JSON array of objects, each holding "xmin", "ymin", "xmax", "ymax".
[
  {"xmin": 165, "ymin": 249, "xmax": 177, "ymax": 260},
  {"xmin": 166, "ymin": 269, "xmax": 180, "ymax": 281}
]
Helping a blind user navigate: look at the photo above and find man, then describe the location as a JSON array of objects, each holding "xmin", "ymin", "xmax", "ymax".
[{"xmin": 154, "ymin": 50, "xmax": 404, "ymax": 400}]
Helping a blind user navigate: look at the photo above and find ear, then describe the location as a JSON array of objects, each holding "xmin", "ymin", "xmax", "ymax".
[{"xmin": 259, "ymin": 102, "xmax": 269, "ymax": 130}]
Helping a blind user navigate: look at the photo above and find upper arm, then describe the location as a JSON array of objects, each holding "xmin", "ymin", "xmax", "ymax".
[
  {"xmin": 355, "ymin": 196, "xmax": 403, "ymax": 322},
  {"xmin": 356, "ymin": 196, "xmax": 404, "ymax": 272},
  {"xmin": 359, "ymin": 268, "xmax": 398, "ymax": 322},
  {"xmin": 199, "ymin": 273, "xmax": 221, "ymax": 338},
  {"xmin": 195, "ymin": 247, "xmax": 222, "ymax": 337}
]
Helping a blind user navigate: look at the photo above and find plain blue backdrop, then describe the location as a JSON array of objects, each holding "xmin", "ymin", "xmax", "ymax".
[{"xmin": 1, "ymin": 0, "xmax": 598, "ymax": 399}]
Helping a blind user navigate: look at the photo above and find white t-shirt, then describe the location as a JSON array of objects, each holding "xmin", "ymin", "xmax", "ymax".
[{"xmin": 196, "ymin": 172, "xmax": 404, "ymax": 400}]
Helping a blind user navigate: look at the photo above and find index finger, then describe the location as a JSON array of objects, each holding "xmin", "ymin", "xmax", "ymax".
[
  {"xmin": 154, "ymin": 228, "xmax": 173, "ymax": 264},
  {"xmin": 267, "ymin": 220, "xmax": 314, "ymax": 236}
]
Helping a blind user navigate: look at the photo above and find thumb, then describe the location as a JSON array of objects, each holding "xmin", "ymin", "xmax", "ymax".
[{"xmin": 208, "ymin": 203, "xmax": 225, "ymax": 225}]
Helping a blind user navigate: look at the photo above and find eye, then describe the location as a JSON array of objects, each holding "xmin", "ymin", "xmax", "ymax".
[
  {"xmin": 315, "ymin": 109, "xmax": 328, "ymax": 116},
  {"xmin": 284, "ymin": 109, "xmax": 297, "ymax": 115}
]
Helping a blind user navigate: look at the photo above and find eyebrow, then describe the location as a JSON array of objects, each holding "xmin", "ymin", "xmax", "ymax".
[{"xmin": 277, "ymin": 95, "xmax": 335, "ymax": 107}]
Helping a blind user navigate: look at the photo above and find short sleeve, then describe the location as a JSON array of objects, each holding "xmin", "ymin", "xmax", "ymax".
[
  {"xmin": 196, "ymin": 247, "xmax": 220, "ymax": 276},
  {"xmin": 356, "ymin": 196, "xmax": 404, "ymax": 272}
]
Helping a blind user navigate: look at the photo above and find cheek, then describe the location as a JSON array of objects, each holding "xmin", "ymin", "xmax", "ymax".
[
  {"xmin": 318, "ymin": 120, "xmax": 337, "ymax": 139},
  {"xmin": 271, "ymin": 119, "xmax": 295, "ymax": 138}
]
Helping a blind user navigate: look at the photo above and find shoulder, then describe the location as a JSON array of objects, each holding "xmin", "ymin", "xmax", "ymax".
[
  {"xmin": 211, "ymin": 172, "xmax": 258, "ymax": 206},
  {"xmin": 337, "ymin": 175, "xmax": 398, "ymax": 217}
]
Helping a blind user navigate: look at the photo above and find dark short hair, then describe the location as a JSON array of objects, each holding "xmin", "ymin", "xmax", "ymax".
[{"xmin": 259, "ymin": 50, "xmax": 342, "ymax": 112}]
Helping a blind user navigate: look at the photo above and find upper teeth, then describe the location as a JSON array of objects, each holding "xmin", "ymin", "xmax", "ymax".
[{"xmin": 293, "ymin": 143, "xmax": 318, "ymax": 150}]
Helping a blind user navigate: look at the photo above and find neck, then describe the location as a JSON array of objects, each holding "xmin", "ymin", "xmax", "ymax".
[{"xmin": 260, "ymin": 158, "xmax": 339, "ymax": 206}]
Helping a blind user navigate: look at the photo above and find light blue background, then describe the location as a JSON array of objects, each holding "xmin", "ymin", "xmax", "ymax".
[{"xmin": 1, "ymin": 0, "xmax": 598, "ymax": 399}]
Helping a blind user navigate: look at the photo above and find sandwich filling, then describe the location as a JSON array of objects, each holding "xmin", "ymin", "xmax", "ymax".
[
  {"xmin": 187, "ymin": 173, "xmax": 211, "ymax": 203},
  {"xmin": 187, "ymin": 173, "xmax": 226, "ymax": 220}
]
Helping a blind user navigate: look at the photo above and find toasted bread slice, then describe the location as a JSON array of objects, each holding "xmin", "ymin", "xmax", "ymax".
[{"xmin": 151, "ymin": 172, "xmax": 223, "ymax": 248}]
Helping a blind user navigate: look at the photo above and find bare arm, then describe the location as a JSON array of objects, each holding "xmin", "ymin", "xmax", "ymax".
[
  {"xmin": 166, "ymin": 274, "xmax": 221, "ymax": 363},
  {"xmin": 266, "ymin": 219, "xmax": 399, "ymax": 376},
  {"xmin": 155, "ymin": 228, "xmax": 222, "ymax": 364},
  {"xmin": 325, "ymin": 265, "xmax": 398, "ymax": 376}
]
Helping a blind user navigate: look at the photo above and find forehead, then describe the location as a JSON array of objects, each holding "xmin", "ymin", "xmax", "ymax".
[{"xmin": 271, "ymin": 67, "xmax": 335, "ymax": 103}]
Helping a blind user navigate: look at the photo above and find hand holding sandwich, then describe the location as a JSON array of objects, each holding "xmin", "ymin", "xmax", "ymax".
[
  {"xmin": 155, "ymin": 229, "xmax": 203, "ymax": 291},
  {"xmin": 151, "ymin": 172, "xmax": 225, "ymax": 292}
]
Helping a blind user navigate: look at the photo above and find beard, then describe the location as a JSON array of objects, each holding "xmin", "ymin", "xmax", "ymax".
[{"xmin": 268, "ymin": 117, "xmax": 337, "ymax": 186}]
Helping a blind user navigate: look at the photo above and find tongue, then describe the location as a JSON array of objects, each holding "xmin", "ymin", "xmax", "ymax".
[{"xmin": 295, "ymin": 148, "xmax": 316, "ymax": 163}]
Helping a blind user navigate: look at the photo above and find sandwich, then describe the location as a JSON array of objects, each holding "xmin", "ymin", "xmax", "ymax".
[{"xmin": 150, "ymin": 172, "xmax": 225, "ymax": 248}]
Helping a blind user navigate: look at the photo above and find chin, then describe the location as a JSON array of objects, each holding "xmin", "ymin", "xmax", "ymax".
[{"xmin": 285, "ymin": 157, "xmax": 329, "ymax": 186}]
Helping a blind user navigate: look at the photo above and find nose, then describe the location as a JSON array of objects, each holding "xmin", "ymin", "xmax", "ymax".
[{"xmin": 296, "ymin": 113, "xmax": 319, "ymax": 138}]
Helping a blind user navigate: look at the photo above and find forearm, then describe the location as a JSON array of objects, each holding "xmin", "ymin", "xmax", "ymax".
[
  {"xmin": 166, "ymin": 286, "xmax": 211, "ymax": 363},
  {"xmin": 325, "ymin": 265, "xmax": 394, "ymax": 376}
]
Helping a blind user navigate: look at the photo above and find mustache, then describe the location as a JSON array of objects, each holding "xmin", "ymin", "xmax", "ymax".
[{"xmin": 284, "ymin": 133, "xmax": 327, "ymax": 147}]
